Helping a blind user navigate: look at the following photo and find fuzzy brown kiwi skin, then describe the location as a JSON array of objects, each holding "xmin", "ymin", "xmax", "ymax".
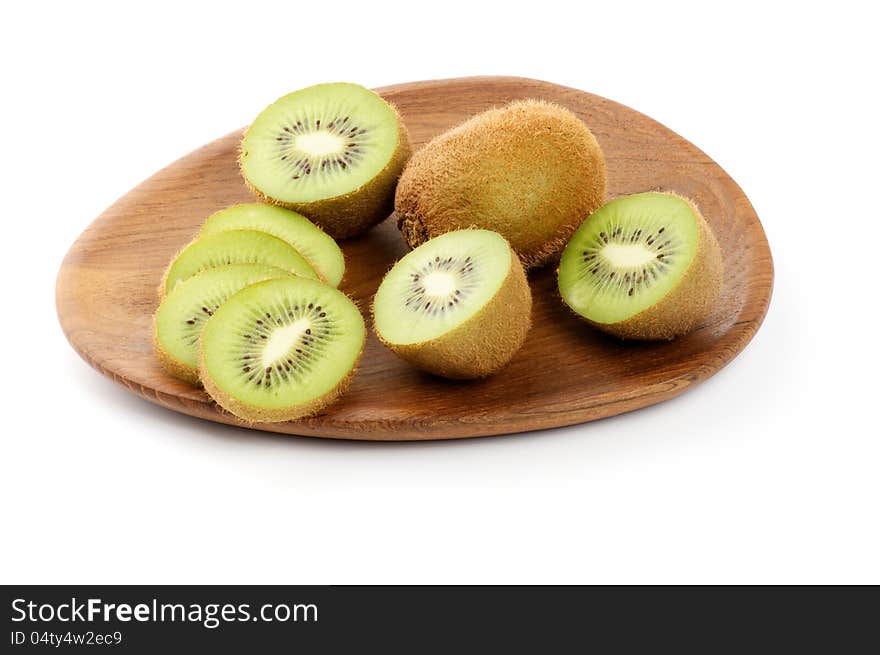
[
  {"xmin": 373, "ymin": 248, "xmax": 532, "ymax": 379},
  {"xmin": 157, "ymin": 248, "xmax": 183, "ymax": 301},
  {"xmin": 242, "ymin": 105, "xmax": 412, "ymax": 240},
  {"xmin": 198, "ymin": 345, "xmax": 363, "ymax": 423},
  {"xmin": 152, "ymin": 319, "xmax": 201, "ymax": 386},
  {"xmin": 573, "ymin": 194, "xmax": 723, "ymax": 341},
  {"xmin": 395, "ymin": 99, "xmax": 606, "ymax": 268}
]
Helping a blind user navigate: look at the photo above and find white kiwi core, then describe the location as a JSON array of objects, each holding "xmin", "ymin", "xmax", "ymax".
[
  {"xmin": 422, "ymin": 271, "xmax": 458, "ymax": 297},
  {"xmin": 295, "ymin": 131, "xmax": 344, "ymax": 157},
  {"xmin": 602, "ymin": 243, "xmax": 657, "ymax": 268},
  {"xmin": 262, "ymin": 318, "xmax": 311, "ymax": 368}
]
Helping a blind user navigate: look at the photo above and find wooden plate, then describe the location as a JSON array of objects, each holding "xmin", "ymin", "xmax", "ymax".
[{"xmin": 56, "ymin": 77, "xmax": 773, "ymax": 441}]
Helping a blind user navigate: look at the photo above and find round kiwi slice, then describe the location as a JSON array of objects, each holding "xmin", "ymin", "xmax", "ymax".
[
  {"xmin": 240, "ymin": 82, "xmax": 411, "ymax": 239},
  {"xmin": 161, "ymin": 230, "xmax": 318, "ymax": 297},
  {"xmin": 199, "ymin": 203, "xmax": 345, "ymax": 287},
  {"xmin": 199, "ymin": 277, "xmax": 366, "ymax": 423},
  {"xmin": 153, "ymin": 264, "xmax": 291, "ymax": 384},
  {"xmin": 557, "ymin": 192, "xmax": 723, "ymax": 340},
  {"xmin": 373, "ymin": 229, "xmax": 532, "ymax": 379}
]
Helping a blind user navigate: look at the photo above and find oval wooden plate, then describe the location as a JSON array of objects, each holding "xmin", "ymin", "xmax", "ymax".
[{"xmin": 56, "ymin": 77, "xmax": 773, "ymax": 441}]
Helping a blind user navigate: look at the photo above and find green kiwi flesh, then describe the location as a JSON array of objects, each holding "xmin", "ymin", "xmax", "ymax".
[
  {"xmin": 199, "ymin": 277, "xmax": 366, "ymax": 422},
  {"xmin": 153, "ymin": 264, "xmax": 291, "ymax": 384},
  {"xmin": 162, "ymin": 229, "xmax": 318, "ymax": 296},
  {"xmin": 558, "ymin": 192, "xmax": 723, "ymax": 340},
  {"xmin": 199, "ymin": 203, "xmax": 345, "ymax": 287},
  {"xmin": 240, "ymin": 82, "xmax": 411, "ymax": 239}
]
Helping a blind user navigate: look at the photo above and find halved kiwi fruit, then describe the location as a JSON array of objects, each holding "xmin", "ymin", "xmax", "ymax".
[
  {"xmin": 558, "ymin": 192, "xmax": 723, "ymax": 340},
  {"xmin": 395, "ymin": 99, "xmax": 606, "ymax": 268},
  {"xmin": 373, "ymin": 229, "xmax": 531, "ymax": 379},
  {"xmin": 153, "ymin": 264, "xmax": 291, "ymax": 384},
  {"xmin": 161, "ymin": 229, "xmax": 318, "ymax": 297},
  {"xmin": 199, "ymin": 203, "xmax": 345, "ymax": 287},
  {"xmin": 199, "ymin": 277, "xmax": 366, "ymax": 423},
  {"xmin": 240, "ymin": 82, "xmax": 411, "ymax": 239}
]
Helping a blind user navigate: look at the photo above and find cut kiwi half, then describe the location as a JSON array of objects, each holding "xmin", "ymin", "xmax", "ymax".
[
  {"xmin": 199, "ymin": 277, "xmax": 366, "ymax": 423},
  {"xmin": 558, "ymin": 192, "xmax": 723, "ymax": 340},
  {"xmin": 161, "ymin": 229, "xmax": 319, "ymax": 297},
  {"xmin": 240, "ymin": 82, "xmax": 411, "ymax": 239},
  {"xmin": 199, "ymin": 203, "xmax": 345, "ymax": 287},
  {"xmin": 153, "ymin": 264, "xmax": 291, "ymax": 384},
  {"xmin": 373, "ymin": 229, "xmax": 531, "ymax": 379}
]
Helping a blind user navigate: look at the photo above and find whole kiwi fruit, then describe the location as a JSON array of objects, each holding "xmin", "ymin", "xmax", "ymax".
[{"xmin": 395, "ymin": 99, "xmax": 606, "ymax": 268}]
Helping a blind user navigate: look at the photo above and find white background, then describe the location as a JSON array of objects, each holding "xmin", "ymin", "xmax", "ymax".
[{"xmin": 1, "ymin": 1, "xmax": 877, "ymax": 584}]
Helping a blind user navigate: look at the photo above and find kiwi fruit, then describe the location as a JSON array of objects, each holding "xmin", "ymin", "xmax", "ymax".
[
  {"xmin": 395, "ymin": 99, "xmax": 606, "ymax": 268},
  {"xmin": 199, "ymin": 203, "xmax": 345, "ymax": 288},
  {"xmin": 557, "ymin": 191, "xmax": 723, "ymax": 340},
  {"xmin": 199, "ymin": 277, "xmax": 366, "ymax": 423},
  {"xmin": 372, "ymin": 229, "xmax": 531, "ymax": 379},
  {"xmin": 240, "ymin": 82, "xmax": 411, "ymax": 239},
  {"xmin": 161, "ymin": 229, "xmax": 319, "ymax": 297},
  {"xmin": 153, "ymin": 264, "xmax": 291, "ymax": 384}
]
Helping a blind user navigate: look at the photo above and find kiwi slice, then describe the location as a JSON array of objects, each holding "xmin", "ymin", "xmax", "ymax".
[
  {"xmin": 153, "ymin": 264, "xmax": 291, "ymax": 384},
  {"xmin": 161, "ymin": 230, "xmax": 318, "ymax": 297},
  {"xmin": 557, "ymin": 192, "xmax": 723, "ymax": 340},
  {"xmin": 373, "ymin": 229, "xmax": 531, "ymax": 379},
  {"xmin": 240, "ymin": 82, "xmax": 411, "ymax": 239},
  {"xmin": 199, "ymin": 277, "xmax": 366, "ymax": 423},
  {"xmin": 199, "ymin": 203, "xmax": 345, "ymax": 287}
]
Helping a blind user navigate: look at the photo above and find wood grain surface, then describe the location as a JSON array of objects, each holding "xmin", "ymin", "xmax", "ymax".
[{"xmin": 55, "ymin": 77, "xmax": 774, "ymax": 440}]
